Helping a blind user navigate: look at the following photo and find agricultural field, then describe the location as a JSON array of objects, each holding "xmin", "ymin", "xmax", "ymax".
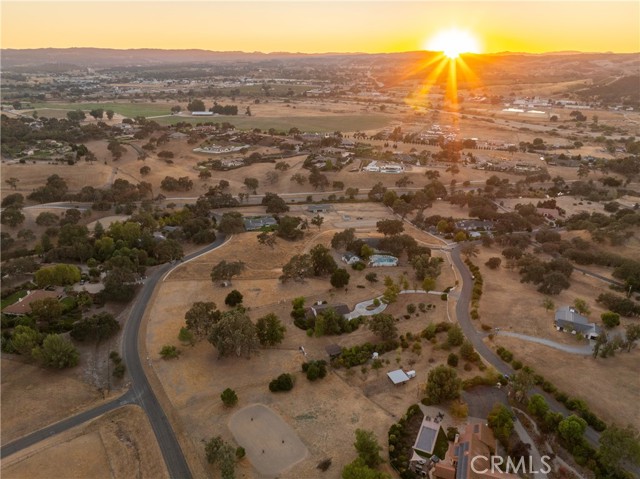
[
  {"xmin": 30, "ymin": 102, "xmax": 174, "ymax": 118},
  {"xmin": 154, "ymin": 113, "xmax": 394, "ymax": 132}
]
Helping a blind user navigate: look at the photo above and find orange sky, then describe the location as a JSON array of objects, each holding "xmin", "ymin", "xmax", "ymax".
[{"xmin": 1, "ymin": 1, "xmax": 639, "ymax": 54}]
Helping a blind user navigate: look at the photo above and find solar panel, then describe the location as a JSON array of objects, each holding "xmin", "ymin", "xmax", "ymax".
[{"xmin": 456, "ymin": 442, "xmax": 469, "ymax": 479}]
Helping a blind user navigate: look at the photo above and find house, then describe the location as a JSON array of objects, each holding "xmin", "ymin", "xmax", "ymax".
[
  {"xmin": 169, "ymin": 132, "xmax": 188, "ymax": 140},
  {"xmin": 243, "ymin": 216, "xmax": 278, "ymax": 231},
  {"xmin": 341, "ymin": 139, "xmax": 356, "ymax": 149},
  {"xmin": 2, "ymin": 290, "xmax": 61, "ymax": 316},
  {"xmin": 394, "ymin": 153, "xmax": 415, "ymax": 164},
  {"xmin": 341, "ymin": 253, "xmax": 361, "ymax": 265},
  {"xmin": 307, "ymin": 302, "xmax": 351, "ymax": 319},
  {"xmin": 221, "ymin": 158, "xmax": 244, "ymax": 168},
  {"xmin": 536, "ymin": 208, "xmax": 560, "ymax": 221},
  {"xmin": 364, "ymin": 161, "xmax": 380, "ymax": 172},
  {"xmin": 455, "ymin": 220, "xmax": 494, "ymax": 232},
  {"xmin": 380, "ymin": 164, "xmax": 404, "ymax": 174},
  {"xmin": 413, "ymin": 417, "xmax": 446, "ymax": 456},
  {"xmin": 307, "ymin": 204, "xmax": 331, "ymax": 213},
  {"xmin": 433, "ymin": 421, "xmax": 518, "ymax": 479},
  {"xmin": 554, "ymin": 306, "xmax": 601, "ymax": 340}
]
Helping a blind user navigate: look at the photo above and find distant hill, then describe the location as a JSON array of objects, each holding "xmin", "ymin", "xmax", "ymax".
[
  {"xmin": 575, "ymin": 75, "xmax": 640, "ymax": 104},
  {"xmin": 1, "ymin": 47, "xmax": 638, "ymax": 69}
]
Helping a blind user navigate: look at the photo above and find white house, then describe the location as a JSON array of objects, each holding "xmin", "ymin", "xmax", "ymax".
[
  {"xmin": 380, "ymin": 164, "xmax": 404, "ymax": 174},
  {"xmin": 341, "ymin": 253, "xmax": 361, "ymax": 265},
  {"xmin": 364, "ymin": 161, "xmax": 380, "ymax": 172}
]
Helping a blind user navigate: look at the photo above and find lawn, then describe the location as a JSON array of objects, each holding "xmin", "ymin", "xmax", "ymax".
[
  {"xmin": 1, "ymin": 290, "xmax": 28, "ymax": 310},
  {"xmin": 30, "ymin": 102, "xmax": 172, "ymax": 118},
  {"xmin": 155, "ymin": 114, "xmax": 393, "ymax": 132},
  {"xmin": 433, "ymin": 427, "xmax": 449, "ymax": 460}
]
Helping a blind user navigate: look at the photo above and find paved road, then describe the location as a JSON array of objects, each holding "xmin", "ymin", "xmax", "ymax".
[
  {"xmin": 449, "ymin": 246, "xmax": 601, "ymax": 446},
  {"xmin": 1, "ymin": 235, "xmax": 228, "ymax": 478}
]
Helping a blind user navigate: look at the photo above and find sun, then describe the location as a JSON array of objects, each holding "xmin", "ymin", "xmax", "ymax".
[{"xmin": 426, "ymin": 28, "xmax": 481, "ymax": 58}]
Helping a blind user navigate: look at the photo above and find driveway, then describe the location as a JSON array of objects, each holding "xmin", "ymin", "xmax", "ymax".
[
  {"xmin": 345, "ymin": 297, "xmax": 386, "ymax": 319},
  {"xmin": 495, "ymin": 331, "xmax": 593, "ymax": 355}
]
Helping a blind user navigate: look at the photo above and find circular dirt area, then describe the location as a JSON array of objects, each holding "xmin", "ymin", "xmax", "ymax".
[{"xmin": 228, "ymin": 403, "xmax": 308, "ymax": 477}]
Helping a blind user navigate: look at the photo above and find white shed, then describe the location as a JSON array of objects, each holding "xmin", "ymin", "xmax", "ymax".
[{"xmin": 387, "ymin": 369, "xmax": 410, "ymax": 385}]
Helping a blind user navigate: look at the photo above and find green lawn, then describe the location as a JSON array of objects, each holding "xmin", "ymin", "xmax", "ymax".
[
  {"xmin": 31, "ymin": 102, "xmax": 172, "ymax": 118},
  {"xmin": 155, "ymin": 114, "xmax": 392, "ymax": 133},
  {"xmin": 433, "ymin": 427, "xmax": 450, "ymax": 459},
  {"xmin": 1, "ymin": 290, "xmax": 28, "ymax": 310}
]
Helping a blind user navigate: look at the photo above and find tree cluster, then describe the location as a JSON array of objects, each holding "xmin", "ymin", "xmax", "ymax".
[
  {"xmin": 160, "ymin": 176, "xmax": 193, "ymax": 192},
  {"xmin": 517, "ymin": 255, "xmax": 573, "ymax": 295}
]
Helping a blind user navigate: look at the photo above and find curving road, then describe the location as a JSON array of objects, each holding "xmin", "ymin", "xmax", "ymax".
[
  {"xmin": 1, "ymin": 234, "xmax": 228, "ymax": 478},
  {"xmin": 449, "ymin": 246, "xmax": 601, "ymax": 446}
]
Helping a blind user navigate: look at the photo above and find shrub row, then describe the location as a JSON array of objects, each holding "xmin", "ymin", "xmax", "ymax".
[
  {"xmin": 495, "ymin": 346, "xmax": 514, "ymax": 362},
  {"xmin": 465, "ymin": 259, "xmax": 484, "ymax": 309},
  {"xmin": 388, "ymin": 404, "xmax": 423, "ymax": 479},
  {"xmin": 496, "ymin": 349, "xmax": 608, "ymax": 433}
]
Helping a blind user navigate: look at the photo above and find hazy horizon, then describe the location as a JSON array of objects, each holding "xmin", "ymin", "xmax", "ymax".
[
  {"xmin": 1, "ymin": 1, "xmax": 639, "ymax": 55},
  {"xmin": 2, "ymin": 46, "xmax": 637, "ymax": 56}
]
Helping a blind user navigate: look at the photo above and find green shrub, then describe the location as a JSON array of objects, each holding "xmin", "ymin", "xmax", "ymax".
[
  {"xmin": 221, "ymin": 388, "xmax": 238, "ymax": 407},
  {"xmin": 269, "ymin": 373, "xmax": 294, "ymax": 392},
  {"xmin": 113, "ymin": 363, "xmax": 126, "ymax": 378},
  {"xmin": 447, "ymin": 353, "xmax": 459, "ymax": 367},
  {"xmin": 160, "ymin": 345, "xmax": 180, "ymax": 359},
  {"xmin": 496, "ymin": 346, "xmax": 513, "ymax": 362},
  {"xmin": 236, "ymin": 447, "xmax": 245, "ymax": 459},
  {"xmin": 302, "ymin": 360, "xmax": 328, "ymax": 381}
]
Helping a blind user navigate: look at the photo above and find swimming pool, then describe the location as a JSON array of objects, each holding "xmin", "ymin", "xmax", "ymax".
[{"xmin": 369, "ymin": 255, "xmax": 398, "ymax": 266}]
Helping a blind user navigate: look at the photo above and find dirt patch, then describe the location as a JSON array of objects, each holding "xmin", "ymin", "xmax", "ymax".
[
  {"xmin": 228, "ymin": 403, "xmax": 308, "ymax": 477},
  {"xmin": 1, "ymin": 405, "xmax": 167, "ymax": 479}
]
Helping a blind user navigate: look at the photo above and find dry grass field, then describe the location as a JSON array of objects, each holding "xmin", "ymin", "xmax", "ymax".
[
  {"xmin": 144, "ymin": 215, "xmax": 479, "ymax": 477},
  {"xmin": 489, "ymin": 335, "xmax": 640, "ymax": 431},
  {"xmin": 3, "ymin": 92, "xmax": 638, "ymax": 477},
  {"xmin": 474, "ymin": 245, "xmax": 619, "ymax": 340},
  {"xmin": 1, "ymin": 405, "xmax": 167, "ymax": 479},
  {"xmin": 470, "ymin": 244, "xmax": 640, "ymax": 430},
  {"xmin": 0, "ymin": 357, "xmax": 105, "ymax": 445}
]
